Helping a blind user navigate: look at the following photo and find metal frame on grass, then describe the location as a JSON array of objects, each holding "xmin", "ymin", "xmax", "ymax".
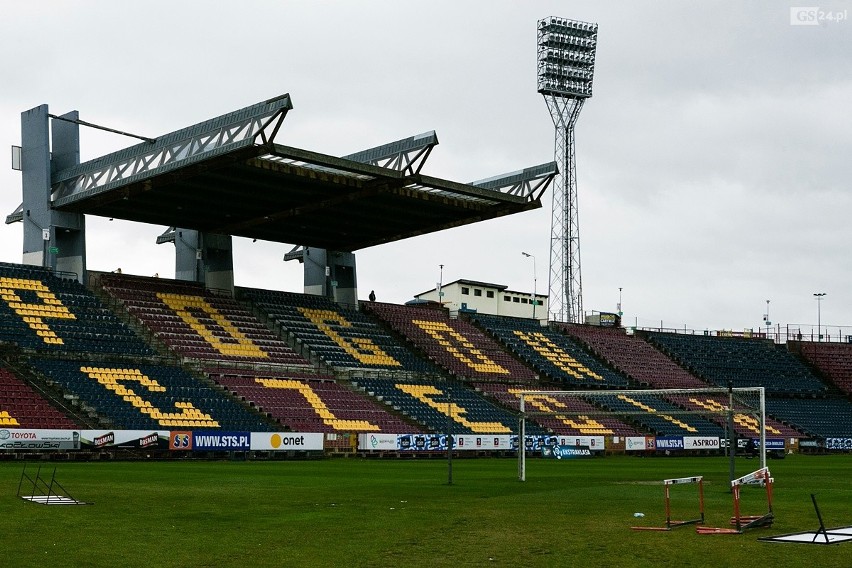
[
  {"xmin": 632, "ymin": 476, "xmax": 705, "ymax": 531},
  {"xmin": 696, "ymin": 467, "xmax": 774, "ymax": 534},
  {"xmin": 17, "ymin": 464, "xmax": 91, "ymax": 506}
]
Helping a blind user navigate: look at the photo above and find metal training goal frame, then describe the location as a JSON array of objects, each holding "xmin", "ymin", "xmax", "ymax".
[
  {"xmin": 696, "ymin": 467, "xmax": 775, "ymax": 534},
  {"xmin": 631, "ymin": 475, "xmax": 705, "ymax": 531}
]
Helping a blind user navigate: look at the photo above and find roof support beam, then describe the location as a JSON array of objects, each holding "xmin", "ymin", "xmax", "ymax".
[
  {"xmin": 471, "ymin": 162, "xmax": 558, "ymax": 201},
  {"xmin": 5, "ymin": 202, "xmax": 23, "ymax": 224},
  {"xmin": 343, "ymin": 131, "xmax": 438, "ymax": 176},
  {"xmin": 282, "ymin": 132, "xmax": 438, "ymax": 266},
  {"xmin": 52, "ymin": 94, "xmax": 293, "ymax": 208},
  {"xmin": 156, "ymin": 226, "xmax": 176, "ymax": 245}
]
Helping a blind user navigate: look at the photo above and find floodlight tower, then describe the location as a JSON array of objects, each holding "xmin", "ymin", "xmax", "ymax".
[{"xmin": 537, "ymin": 16, "xmax": 598, "ymax": 323}]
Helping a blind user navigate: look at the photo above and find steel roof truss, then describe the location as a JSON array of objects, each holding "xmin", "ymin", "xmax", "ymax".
[
  {"xmin": 470, "ymin": 161, "xmax": 558, "ymax": 200},
  {"xmin": 343, "ymin": 131, "xmax": 439, "ymax": 176},
  {"xmin": 51, "ymin": 94, "xmax": 293, "ymax": 207}
]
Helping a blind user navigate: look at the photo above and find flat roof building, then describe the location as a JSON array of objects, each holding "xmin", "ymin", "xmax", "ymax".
[{"xmin": 413, "ymin": 279, "xmax": 547, "ymax": 322}]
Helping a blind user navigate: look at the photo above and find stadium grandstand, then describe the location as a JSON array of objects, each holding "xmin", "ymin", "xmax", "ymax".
[
  {"xmin": 2, "ymin": 258, "xmax": 852, "ymax": 454},
  {"xmin": 1, "ymin": 95, "xmax": 851, "ymax": 458}
]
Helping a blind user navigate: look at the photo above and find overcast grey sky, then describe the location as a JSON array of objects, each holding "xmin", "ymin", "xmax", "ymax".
[{"xmin": 1, "ymin": 1, "xmax": 850, "ymax": 335}]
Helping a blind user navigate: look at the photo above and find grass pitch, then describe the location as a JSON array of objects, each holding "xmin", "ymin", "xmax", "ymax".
[{"xmin": 2, "ymin": 454, "xmax": 850, "ymax": 567}]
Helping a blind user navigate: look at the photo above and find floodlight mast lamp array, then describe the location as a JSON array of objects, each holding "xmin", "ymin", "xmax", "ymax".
[{"xmin": 537, "ymin": 16, "xmax": 598, "ymax": 323}]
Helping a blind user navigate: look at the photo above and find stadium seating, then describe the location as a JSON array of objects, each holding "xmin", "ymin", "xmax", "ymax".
[
  {"xmin": 665, "ymin": 394, "xmax": 800, "ymax": 438},
  {"xmin": 472, "ymin": 314, "xmax": 630, "ymax": 389},
  {"xmin": 352, "ymin": 377, "xmax": 542, "ymax": 435},
  {"xmin": 645, "ymin": 332, "xmax": 829, "ymax": 394},
  {"xmin": 0, "ymin": 367, "xmax": 78, "ymax": 428},
  {"xmin": 474, "ymin": 382, "xmax": 640, "ymax": 437},
  {"xmin": 98, "ymin": 274, "xmax": 309, "ymax": 366},
  {"xmin": 765, "ymin": 397, "xmax": 852, "ymax": 438},
  {"xmin": 364, "ymin": 303, "xmax": 538, "ymax": 383},
  {"xmin": 558, "ymin": 323, "xmax": 708, "ymax": 389},
  {"xmin": 0, "ymin": 263, "xmax": 154, "ymax": 357},
  {"xmin": 208, "ymin": 368, "xmax": 417, "ymax": 433},
  {"xmin": 791, "ymin": 340, "xmax": 852, "ymax": 396},
  {"xmin": 237, "ymin": 288, "xmax": 435, "ymax": 373},
  {"xmin": 592, "ymin": 392, "xmax": 726, "ymax": 438},
  {"xmin": 4, "ymin": 258, "xmax": 852, "ymax": 445},
  {"xmin": 31, "ymin": 359, "xmax": 272, "ymax": 431}
]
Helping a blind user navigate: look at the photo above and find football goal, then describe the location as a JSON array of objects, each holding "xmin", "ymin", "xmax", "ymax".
[{"xmin": 515, "ymin": 386, "xmax": 766, "ymax": 481}]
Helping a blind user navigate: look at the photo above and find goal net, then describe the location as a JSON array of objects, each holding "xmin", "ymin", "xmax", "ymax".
[{"xmin": 515, "ymin": 386, "xmax": 766, "ymax": 481}]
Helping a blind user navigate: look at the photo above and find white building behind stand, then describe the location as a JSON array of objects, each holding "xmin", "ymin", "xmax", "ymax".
[{"xmin": 413, "ymin": 279, "xmax": 547, "ymax": 322}]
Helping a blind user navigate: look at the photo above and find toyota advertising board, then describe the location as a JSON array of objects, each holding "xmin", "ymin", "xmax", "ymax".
[{"xmin": 0, "ymin": 429, "xmax": 80, "ymax": 450}]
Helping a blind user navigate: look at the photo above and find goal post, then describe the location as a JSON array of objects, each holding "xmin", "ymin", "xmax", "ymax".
[{"xmin": 517, "ymin": 387, "xmax": 766, "ymax": 481}]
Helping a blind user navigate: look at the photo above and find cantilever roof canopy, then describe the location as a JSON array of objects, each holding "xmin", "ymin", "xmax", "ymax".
[{"xmin": 13, "ymin": 94, "xmax": 556, "ymax": 252}]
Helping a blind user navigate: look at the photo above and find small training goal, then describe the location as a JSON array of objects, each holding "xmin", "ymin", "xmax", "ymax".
[{"xmin": 631, "ymin": 475, "xmax": 705, "ymax": 531}]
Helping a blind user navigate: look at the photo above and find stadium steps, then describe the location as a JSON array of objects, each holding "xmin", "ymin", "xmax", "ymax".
[
  {"xmin": 467, "ymin": 314, "xmax": 629, "ymax": 389},
  {"xmin": 338, "ymin": 375, "xmax": 426, "ymax": 431},
  {"xmin": 785, "ymin": 341, "xmax": 851, "ymax": 397},
  {"xmin": 551, "ymin": 323, "xmax": 684, "ymax": 389},
  {"xmin": 88, "ymin": 285, "xmax": 182, "ymax": 366},
  {"xmin": 238, "ymin": 296, "xmax": 336, "ymax": 377},
  {"xmin": 349, "ymin": 376, "xmax": 435, "ymax": 431},
  {"xmin": 1, "ymin": 355, "xmax": 100, "ymax": 428},
  {"xmin": 355, "ymin": 303, "xmax": 440, "ymax": 374},
  {"xmin": 632, "ymin": 330, "xmax": 713, "ymax": 383},
  {"xmin": 183, "ymin": 361, "xmax": 283, "ymax": 431},
  {"xmin": 236, "ymin": 288, "xmax": 433, "ymax": 376},
  {"xmin": 364, "ymin": 302, "xmax": 538, "ymax": 383}
]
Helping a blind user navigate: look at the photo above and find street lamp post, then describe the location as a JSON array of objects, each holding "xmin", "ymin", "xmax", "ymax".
[
  {"xmin": 522, "ymin": 252, "xmax": 537, "ymax": 319},
  {"xmin": 763, "ymin": 299, "xmax": 771, "ymax": 338},
  {"xmin": 814, "ymin": 292, "xmax": 826, "ymax": 341},
  {"xmin": 618, "ymin": 287, "xmax": 623, "ymax": 317}
]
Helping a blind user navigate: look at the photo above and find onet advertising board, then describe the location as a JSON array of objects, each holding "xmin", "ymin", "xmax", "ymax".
[{"xmin": 251, "ymin": 433, "xmax": 323, "ymax": 451}]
